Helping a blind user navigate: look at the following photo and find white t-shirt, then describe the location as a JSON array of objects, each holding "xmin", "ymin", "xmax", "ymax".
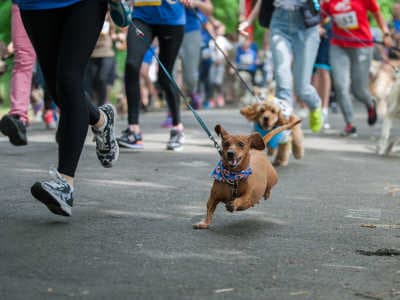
[{"xmin": 209, "ymin": 36, "xmax": 233, "ymax": 63}]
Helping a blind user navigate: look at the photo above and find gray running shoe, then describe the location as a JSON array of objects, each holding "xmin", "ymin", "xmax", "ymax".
[
  {"xmin": 31, "ymin": 168, "xmax": 74, "ymax": 217},
  {"xmin": 166, "ymin": 129, "xmax": 184, "ymax": 151},
  {"xmin": 92, "ymin": 104, "xmax": 119, "ymax": 168}
]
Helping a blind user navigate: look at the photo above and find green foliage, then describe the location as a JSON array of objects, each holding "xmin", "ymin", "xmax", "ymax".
[
  {"xmin": 211, "ymin": 0, "xmax": 400, "ymax": 46},
  {"xmin": 379, "ymin": 0, "xmax": 396, "ymax": 20},
  {"xmin": 212, "ymin": 0, "xmax": 265, "ymax": 46},
  {"xmin": 212, "ymin": 0, "xmax": 239, "ymax": 33},
  {"xmin": 0, "ymin": 1, "xmax": 12, "ymax": 106}
]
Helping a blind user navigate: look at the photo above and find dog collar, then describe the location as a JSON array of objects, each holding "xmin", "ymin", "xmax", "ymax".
[
  {"xmin": 210, "ymin": 160, "xmax": 252, "ymax": 184},
  {"xmin": 254, "ymin": 123, "xmax": 290, "ymax": 149}
]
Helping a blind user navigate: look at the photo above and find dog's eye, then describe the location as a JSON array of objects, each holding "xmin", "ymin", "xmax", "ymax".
[
  {"xmin": 223, "ymin": 141, "xmax": 230, "ymax": 148},
  {"xmin": 238, "ymin": 141, "xmax": 245, "ymax": 148},
  {"xmin": 271, "ymin": 109, "xmax": 275, "ymax": 113}
]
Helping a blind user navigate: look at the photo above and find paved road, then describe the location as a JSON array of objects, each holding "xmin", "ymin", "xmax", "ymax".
[{"xmin": 1, "ymin": 107, "xmax": 400, "ymax": 300}]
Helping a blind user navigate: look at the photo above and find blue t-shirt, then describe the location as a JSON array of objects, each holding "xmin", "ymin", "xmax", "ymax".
[
  {"xmin": 16, "ymin": 0, "xmax": 80, "ymax": 10},
  {"xmin": 133, "ymin": 0, "xmax": 185, "ymax": 26},
  {"xmin": 185, "ymin": 4, "xmax": 207, "ymax": 32},
  {"xmin": 142, "ymin": 46, "xmax": 156, "ymax": 64},
  {"xmin": 394, "ymin": 19, "xmax": 400, "ymax": 33},
  {"xmin": 235, "ymin": 46, "xmax": 258, "ymax": 72}
]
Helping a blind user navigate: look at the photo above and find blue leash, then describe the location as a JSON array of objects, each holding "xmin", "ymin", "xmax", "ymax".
[
  {"xmin": 130, "ymin": 20, "xmax": 222, "ymax": 156},
  {"xmin": 190, "ymin": 7, "xmax": 262, "ymax": 103}
]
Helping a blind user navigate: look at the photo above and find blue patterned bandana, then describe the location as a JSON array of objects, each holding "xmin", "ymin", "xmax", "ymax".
[{"xmin": 210, "ymin": 160, "xmax": 252, "ymax": 184}]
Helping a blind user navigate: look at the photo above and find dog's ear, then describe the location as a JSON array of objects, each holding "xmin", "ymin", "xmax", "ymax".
[
  {"xmin": 276, "ymin": 109, "xmax": 289, "ymax": 126},
  {"xmin": 240, "ymin": 103, "xmax": 260, "ymax": 121},
  {"xmin": 248, "ymin": 133, "xmax": 266, "ymax": 150},
  {"xmin": 215, "ymin": 124, "xmax": 229, "ymax": 138}
]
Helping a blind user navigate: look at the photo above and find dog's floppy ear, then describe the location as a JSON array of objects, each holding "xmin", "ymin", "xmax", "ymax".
[
  {"xmin": 215, "ymin": 124, "xmax": 229, "ymax": 138},
  {"xmin": 240, "ymin": 103, "xmax": 260, "ymax": 121},
  {"xmin": 249, "ymin": 133, "xmax": 266, "ymax": 150}
]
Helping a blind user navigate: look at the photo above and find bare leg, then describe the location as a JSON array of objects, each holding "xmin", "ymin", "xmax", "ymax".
[{"xmin": 377, "ymin": 118, "xmax": 392, "ymax": 156}]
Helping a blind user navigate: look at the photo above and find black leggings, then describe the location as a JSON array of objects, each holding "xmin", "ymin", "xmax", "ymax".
[
  {"xmin": 87, "ymin": 57, "xmax": 115, "ymax": 106},
  {"xmin": 125, "ymin": 19, "xmax": 184, "ymax": 126},
  {"xmin": 21, "ymin": 0, "xmax": 107, "ymax": 177}
]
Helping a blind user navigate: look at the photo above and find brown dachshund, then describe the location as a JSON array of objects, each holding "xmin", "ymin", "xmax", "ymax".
[
  {"xmin": 240, "ymin": 100, "xmax": 304, "ymax": 167},
  {"xmin": 193, "ymin": 119, "xmax": 301, "ymax": 229}
]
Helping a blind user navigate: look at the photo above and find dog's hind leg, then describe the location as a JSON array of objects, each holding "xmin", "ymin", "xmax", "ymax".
[
  {"xmin": 291, "ymin": 124, "xmax": 304, "ymax": 159},
  {"xmin": 377, "ymin": 118, "xmax": 392, "ymax": 156},
  {"xmin": 193, "ymin": 196, "xmax": 219, "ymax": 229}
]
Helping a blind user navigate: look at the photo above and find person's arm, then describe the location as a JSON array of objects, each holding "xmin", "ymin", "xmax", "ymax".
[
  {"xmin": 192, "ymin": 0, "xmax": 213, "ymax": 16},
  {"xmin": 238, "ymin": 0, "xmax": 262, "ymax": 36},
  {"xmin": 372, "ymin": 10, "xmax": 393, "ymax": 47}
]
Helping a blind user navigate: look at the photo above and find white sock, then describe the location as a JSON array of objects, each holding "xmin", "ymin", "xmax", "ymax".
[{"xmin": 97, "ymin": 110, "xmax": 108, "ymax": 132}]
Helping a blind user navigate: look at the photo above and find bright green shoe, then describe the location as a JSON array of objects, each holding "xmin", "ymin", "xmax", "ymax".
[{"xmin": 309, "ymin": 107, "xmax": 323, "ymax": 133}]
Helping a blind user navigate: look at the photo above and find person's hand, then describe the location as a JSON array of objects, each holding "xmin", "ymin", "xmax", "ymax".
[
  {"xmin": 180, "ymin": 0, "xmax": 192, "ymax": 7},
  {"xmin": 238, "ymin": 20, "xmax": 250, "ymax": 37},
  {"xmin": 7, "ymin": 42, "xmax": 13, "ymax": 56},
  {"xmin": 190, "ymin": 0, "xmax": 200, "ymax": 7},
  {"xmin": 318, "ymin": 25, "xmax": 327, "ymax": 38},
  {"xmin": 383, "ymin": 33, "xmax": 393, "ymax": 49}
]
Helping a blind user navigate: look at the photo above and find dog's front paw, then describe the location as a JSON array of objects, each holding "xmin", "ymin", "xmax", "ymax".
[
  {"xmin": 193, "ymin": 221, "xmax": 209, "ymax": 229},
  {"xmin": 225, "ymin": 201, "xmax": 235, "ymax": 212}
]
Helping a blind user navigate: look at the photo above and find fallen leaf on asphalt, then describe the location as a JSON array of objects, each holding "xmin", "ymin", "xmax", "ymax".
[
  {"xmin": 385, "ymin": 185, "xmax": 400, "ymax": 196},
  {"xmin": 354, "ymin": 291, "xmax": 383, "ymax": 300},
  {"xmin": 361, "ymin": 224, "xmax": 400, "ymax": 229},
  {"xmin": 356, "ymin": 248, "xmax": 400, "ymax": 256}
]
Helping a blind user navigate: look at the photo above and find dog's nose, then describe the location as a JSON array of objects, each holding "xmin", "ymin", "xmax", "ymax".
[
  {"xmin": 227, "ymin": 150, "xmax": 235, "ymax": 159},
  {"xmin": 263, "ymin": 116, "xmax": 269, "ymax": 123}
]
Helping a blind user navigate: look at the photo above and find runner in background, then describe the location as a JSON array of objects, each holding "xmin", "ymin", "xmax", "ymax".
[
  {"xmin": 322, "ymin": 0, "xmax": 392, "ymax": 136},
  {"xmin": 239, "ymin": 0, "xmax": 324, "ymax": 133},
  {"xmin": 0, "ymin": 2, "xmax": 36, "ymax": 146},
  {"xmin": 312, "ymin": 18, "xmax": 333, "ymax": 130},
  {"xmin": 118, "ymin": 0, "xmax": 191, "ymax": 151}
]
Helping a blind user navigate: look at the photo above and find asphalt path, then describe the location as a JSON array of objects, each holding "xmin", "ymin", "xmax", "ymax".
[{"xmin": 1, "ymin": 107, "xmax": 400, "ymax": 299}]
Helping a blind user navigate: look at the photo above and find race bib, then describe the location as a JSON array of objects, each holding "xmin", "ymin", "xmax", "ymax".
[
  {"xmin": 333, "ymin": 11, "xmax": 359, "ymax": 30},
  {"xmin": 240, "ymin": 53, "xmax": 255, "ymax": 66},
  {"xmin": 134, "ymin": 0, "xmax": 161, "ymax": 6}
]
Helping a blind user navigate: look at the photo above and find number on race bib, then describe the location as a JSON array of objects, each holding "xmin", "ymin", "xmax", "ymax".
[{"xmin": 333, "ymin": 11, "xmax": 359, "ymax": 30}]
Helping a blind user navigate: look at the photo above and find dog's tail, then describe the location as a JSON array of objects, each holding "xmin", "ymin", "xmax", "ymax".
[{"xmin": 263, "ymin": 119, "xmax": 302, "ymax": 144}]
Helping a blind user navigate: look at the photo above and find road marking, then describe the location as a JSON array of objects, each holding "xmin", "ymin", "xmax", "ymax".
[
  {"xmin": 322, "ymin": 264, "xmax": 367, "ymax": 272},
  {"xmin": 290, "ymin": 290, "xmax": 310, "ymax": 296},
  {"xmin": 179, "ymin": 161, "xmax": 210, "ymax": 168},
  {"xmin": 214, "ymin": 288, "xmax": 234, "ymax": 294},
  {"xmin": 344, "ymin": 208, "xmax": 381, "ymax": 221}
]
